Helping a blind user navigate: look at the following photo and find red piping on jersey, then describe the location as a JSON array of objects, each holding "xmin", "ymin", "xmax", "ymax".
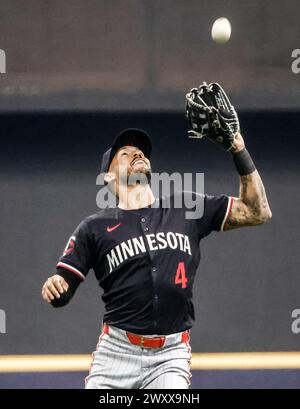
[
  {"xmin": 56, "ymin": 262, "xmax": 85, "ymax": 281},
  {"xmin": 224, "ymin": 196, "xmax": 234, "ymax": 226}
]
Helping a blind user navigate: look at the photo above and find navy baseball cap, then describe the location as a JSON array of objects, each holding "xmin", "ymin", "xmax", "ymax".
[{"xmin": 100, "ymin": 128, "xmax": 152, "ymax": 174}]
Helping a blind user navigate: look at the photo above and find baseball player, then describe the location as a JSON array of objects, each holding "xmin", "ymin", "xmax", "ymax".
[{"xmin": 41, "ymin": 85, "xmax": 272, "ymax": 389}]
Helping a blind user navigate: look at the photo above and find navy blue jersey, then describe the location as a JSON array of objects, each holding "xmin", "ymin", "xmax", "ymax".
[{"xmin": 57, "ymin": 193, "xmax": 233, "ymax": 335}]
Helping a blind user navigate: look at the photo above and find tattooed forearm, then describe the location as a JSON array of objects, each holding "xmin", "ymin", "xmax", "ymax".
[
  {"xmin": 224, "ymin": 170, "xmax": 272, "ymax": 230},
  {"xmin": 240, "ymin": 172, "xmax": 271, "ymax": 220}
]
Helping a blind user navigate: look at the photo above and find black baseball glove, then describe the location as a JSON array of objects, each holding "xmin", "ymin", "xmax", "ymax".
[{"xmin": 185, "ymin": 82, "xmax": 240, "ymax": 151}]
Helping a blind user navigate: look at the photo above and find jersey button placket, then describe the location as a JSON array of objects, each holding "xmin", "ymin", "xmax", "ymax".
[
  {"xmin": 140, "ymin": 215, "xmax": 158, "ymax": 332},
  {"xmin": 141, "ymin": 216, "xmax": 149, "ymax": 233},
  {"xmin": 151, "ymin": 266, "xmax": 159, "ymax": 331}
]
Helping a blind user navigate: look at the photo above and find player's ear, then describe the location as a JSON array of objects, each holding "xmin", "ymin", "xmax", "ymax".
[
  {"xmin": 104, "ymin": 172, "xmax": 116, "ymax": 184},
  {"xmin": 104, "ymin": 172, "xmax": 118, "ymax": 196}
]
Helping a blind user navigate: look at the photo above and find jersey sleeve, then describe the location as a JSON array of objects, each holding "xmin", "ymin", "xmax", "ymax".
[
  {"xmin": 56, "ymin": 220, "xmax": 94, "ymax": 281},
  {"xmin": 197, "ymin": 194, "xmax": 234, "ymax": 237}
]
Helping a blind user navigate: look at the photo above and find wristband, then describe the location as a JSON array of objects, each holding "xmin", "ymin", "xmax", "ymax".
[{"xmin": 232, "ymin": 148, "xmax": 256, "ymax": 176}]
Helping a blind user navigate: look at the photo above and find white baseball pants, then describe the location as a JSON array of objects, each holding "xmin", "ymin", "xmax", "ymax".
[{"xmin": 85, "ymin": 324, "xmax": 192, "ymax": 389}]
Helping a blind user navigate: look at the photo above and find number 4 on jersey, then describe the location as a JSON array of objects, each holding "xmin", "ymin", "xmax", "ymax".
[{"xmin": 175, "ymin": 262, "xmax": 188, "ymax": 289}]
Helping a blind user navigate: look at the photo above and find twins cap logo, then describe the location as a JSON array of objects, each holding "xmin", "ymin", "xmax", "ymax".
[
  {"xmin": 107, "ymin": 223, "xmax": 122, "ymax": 233},
  {"xmin": 63, "ymin": 236, "xmax": 76, "ymax": 256}
]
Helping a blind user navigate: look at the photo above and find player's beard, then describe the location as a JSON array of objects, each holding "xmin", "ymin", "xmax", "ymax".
[
  {"xmin": 128, "ymin": 169, "xmax": 152, "ymax": 185},
  {"xmin": 118, "ymin": 164, "xmax": 152, "ymax": 186}
]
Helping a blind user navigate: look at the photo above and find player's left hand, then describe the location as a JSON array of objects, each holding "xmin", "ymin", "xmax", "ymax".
[{"xmin": 186, "ymin": 82, "xmax": 240, "ymax": 151}]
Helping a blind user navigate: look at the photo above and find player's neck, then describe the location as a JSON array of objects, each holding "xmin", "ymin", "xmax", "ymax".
[{"xmin": 118, "ymin": 184, "xmax": 155, "ymax": 210}]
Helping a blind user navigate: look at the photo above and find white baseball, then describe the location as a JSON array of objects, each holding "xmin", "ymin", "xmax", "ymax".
[{"xmin": 211, "ymin": 17, "xmax": 231, "ymax": 44}]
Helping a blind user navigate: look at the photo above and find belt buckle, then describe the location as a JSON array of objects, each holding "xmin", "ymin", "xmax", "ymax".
[{"xmin": 140, "ymin": 336, "xmax": 145, "ymax": 346}]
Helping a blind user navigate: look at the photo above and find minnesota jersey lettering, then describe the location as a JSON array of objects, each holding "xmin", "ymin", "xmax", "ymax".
[{"xmin": 106, "ymin": 232, "xmax": 192, "ymax": 273}]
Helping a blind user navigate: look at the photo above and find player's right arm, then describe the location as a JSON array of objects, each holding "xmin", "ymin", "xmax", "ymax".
[
  {"xmin": 42, "ymin": 274, "xmax": 68, "ymax": 303},
  {"xmin": 41, "ymin": 268, "xmax": 82, "ymax": 307},
  {"xmin": 42, "ymin": 219, "xmax": 93, "ymax": 307}
]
